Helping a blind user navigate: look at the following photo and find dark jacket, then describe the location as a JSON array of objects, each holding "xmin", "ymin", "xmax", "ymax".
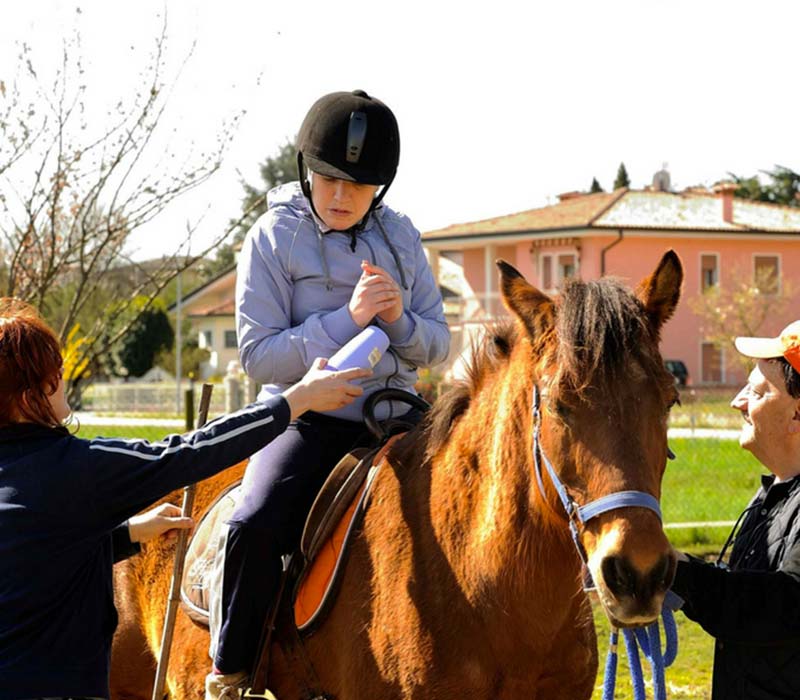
[
  {"xmin": 671, "ymin": 473, "xmax": 800, "ymax": 700},
  {"xmin": 0, "ymin": 397, "xmax": 289, "ymax": 700}
]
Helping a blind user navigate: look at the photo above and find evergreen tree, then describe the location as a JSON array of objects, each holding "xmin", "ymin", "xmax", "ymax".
[
  {"xmin": 613, "ymin": 163, "xmax": 630, "ymax": 189},
  {"xmin": 118, "ymin": 299, "xmax": 175, "ymax": 378},
  {"xmin": 204, "ymin": 140, "xmax": 297, "ymax": 279},
  {"xmin": 590, "ymin": 177, "xmax": 604, "ymax": 193},
  {"xmin": 729, "ymin": 165, "xmax": 800, "ymax": 208}
]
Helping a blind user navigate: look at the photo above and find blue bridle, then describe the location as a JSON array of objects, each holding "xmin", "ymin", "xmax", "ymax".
[
  {"xmin": 531, "ymin": 385, "xmax": 663, "ymax": 561},
  {"xmin": 531, "ymin": 385, "xmax": 682, "ymax": 700}
]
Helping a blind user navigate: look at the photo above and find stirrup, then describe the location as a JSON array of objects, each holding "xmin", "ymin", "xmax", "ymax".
[{"xmin": 243, "ymin": 688, "xmax": 279, "ymax": 700}]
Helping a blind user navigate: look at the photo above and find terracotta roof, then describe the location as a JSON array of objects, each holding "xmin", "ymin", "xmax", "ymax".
[
  {"xmin": 423, "ymin": 190, "xmax": 626, "ymax": 239},
  {"xmin": 595, "ymin": 190, "xmax": 800, "ymax": 232},
  {"xmin": 169, "ymin": 266, "xmax": 236, "ymax": 312},
  {"xmin": 187, "ymin": 299, "xmax": 235, "ymax": 317},
  {"xmin": 422, "ymin": 189, "xmax": 800, "ymax": 241}
]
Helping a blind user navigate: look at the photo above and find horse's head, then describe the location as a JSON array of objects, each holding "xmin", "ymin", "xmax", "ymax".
[{"xmin": 498, "ymin": 251, "xmax": 683, "ymax": 627}]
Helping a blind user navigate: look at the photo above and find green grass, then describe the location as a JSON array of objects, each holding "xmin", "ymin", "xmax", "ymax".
[
  {"xmin": 591, "ymin": 600, "xmax": 714, "ymax": 700},
  {"xmin": 76, "ymin": 424, "xmax": 180, "ymax": 441},
  {"xmin": 661, "ymin": 437, "xmax": 765, "ymax": 548},
  {"xmin": 663, "ymin": 437, "xmax": 763, "ymax": 522}
]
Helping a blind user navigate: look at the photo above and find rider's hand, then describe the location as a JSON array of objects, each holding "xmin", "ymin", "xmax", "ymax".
[
  {"xmin": 348, "ymin": 260, "xmax": 403, "ymax": 327},
  {"xmin": 128, "ymin": 503, "xmax": 193, "ymax": 544},
  {"xmin": 282, "ymin": 358, "xmax": 371, "ymax": 419}
]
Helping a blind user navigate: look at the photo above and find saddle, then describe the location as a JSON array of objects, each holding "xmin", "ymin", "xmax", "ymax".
[{"xmin": 179, "ymin": 440, "xmax": 395, "ymax": 630}]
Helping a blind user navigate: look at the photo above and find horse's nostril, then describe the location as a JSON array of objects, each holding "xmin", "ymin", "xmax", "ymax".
[
  {"xmin": 601, "ymin": 555, "xmax": 637, "ymax": 599},
  {"xmin": 649, "ymin": 553, "xmax": 675, "ymax": 592}
]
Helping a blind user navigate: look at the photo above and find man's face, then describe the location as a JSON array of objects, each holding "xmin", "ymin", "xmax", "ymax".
[{"xmin": 731, "ymin": 359, "xmax": 799, "ymax": 468}]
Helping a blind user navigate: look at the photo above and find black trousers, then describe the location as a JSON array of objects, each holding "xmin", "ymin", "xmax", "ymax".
[{"xmin": 213, "ymin": 412, "xmax": 377, "ymax": 673}]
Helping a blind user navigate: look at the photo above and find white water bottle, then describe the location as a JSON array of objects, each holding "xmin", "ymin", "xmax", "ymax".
[{"xmin": 325, "ymin": 327, "xmax": 390, "ymax": 371}]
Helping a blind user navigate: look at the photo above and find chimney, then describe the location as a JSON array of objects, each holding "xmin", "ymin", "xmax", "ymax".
[
  {"xmin": 713, "ymin": 182, "xmax": 737, "ymax": 224},
  {"xmin": 557, "ymin": 191, "xmax": 584, "ymax": 202}
]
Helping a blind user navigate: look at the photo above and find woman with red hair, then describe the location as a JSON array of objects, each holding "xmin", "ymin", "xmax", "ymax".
[{"xmin": 0, "ymin": 298, "xmax": 369, "ymax": 700}]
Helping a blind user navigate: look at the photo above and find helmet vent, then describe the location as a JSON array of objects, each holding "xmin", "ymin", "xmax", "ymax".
[{"xmin": 346, "ymin": 111, "xmax": 367, "ymax": 164}]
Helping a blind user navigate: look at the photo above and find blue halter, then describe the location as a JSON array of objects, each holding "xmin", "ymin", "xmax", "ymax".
[
  {"xmin": 531, "ymin": 385, "xmax": 662, "ymax": 560},
  {"xmin": 531, "ymin": 385, "xmax": 681, "ymax": 700}
]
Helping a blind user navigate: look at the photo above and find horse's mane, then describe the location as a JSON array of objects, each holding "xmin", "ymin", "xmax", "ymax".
[
  {"xmin": 424, "ymin": 322, "xmax": 516, "ymax": 459},
  {"xmin": 554, "ymin": 276, "xmax": 664, "ymax": 399},
  {"xmin": 424, "ymin": 276, "xmax": 668, "ymax": 458}
]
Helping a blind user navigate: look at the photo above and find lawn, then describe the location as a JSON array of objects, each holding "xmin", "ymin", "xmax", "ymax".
[
  {"xmin": 661, "ymin": 437, "xmax": 764, "ymax": 548},
  {"xmin": 77, "ymin": 423, "xmax": 183, "ymax": 442}
]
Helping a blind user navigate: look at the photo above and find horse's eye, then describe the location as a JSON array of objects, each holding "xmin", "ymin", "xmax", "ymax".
[{"xmin": 553, "ymin": 401, "xmax": 572, "ymax": 423}]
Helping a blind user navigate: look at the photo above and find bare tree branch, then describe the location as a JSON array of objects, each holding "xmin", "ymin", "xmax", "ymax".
[{"xmin": 0, "ymin": 13, "xmax": 247, "ymax": 400}]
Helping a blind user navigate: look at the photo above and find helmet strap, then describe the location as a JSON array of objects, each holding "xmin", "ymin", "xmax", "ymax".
[{"xmin": 369, "ymin": 172, "xmax": 394, "ymax": 212}]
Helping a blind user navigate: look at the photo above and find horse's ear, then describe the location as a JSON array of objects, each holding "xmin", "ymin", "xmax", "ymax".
[
  {"xmin": 497, "ymin": 259, "xmax": 555, "ymax": 339},
  {"xmin": 635, "ymin": 250, "xmax": 683, "ymax": 332}
]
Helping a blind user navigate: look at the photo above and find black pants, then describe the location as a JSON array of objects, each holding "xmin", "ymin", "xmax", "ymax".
[{"xmin": 213, "ymin": 412, "xmax": 379, "ymax": 673}]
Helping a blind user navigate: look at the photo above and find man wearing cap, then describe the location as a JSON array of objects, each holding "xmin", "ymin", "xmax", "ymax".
[{"xmin": 670, "ymin": 321, "xmax": 800, "ymax": 699}]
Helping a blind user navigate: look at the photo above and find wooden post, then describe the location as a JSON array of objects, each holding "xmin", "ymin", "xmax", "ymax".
[{"xmin": 151, "ymin": 383, "xmax": 214, "ymax": 700}]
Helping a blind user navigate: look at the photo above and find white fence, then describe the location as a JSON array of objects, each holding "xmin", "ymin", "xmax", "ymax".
[{"xmin": 82, "ymin": 382, "xmax": 232, "ymax": 416}]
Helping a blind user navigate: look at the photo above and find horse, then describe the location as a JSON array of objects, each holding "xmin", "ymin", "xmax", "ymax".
[{"xmin": 111, "ymin": 250, "xmax": 683, "ymax": 700}]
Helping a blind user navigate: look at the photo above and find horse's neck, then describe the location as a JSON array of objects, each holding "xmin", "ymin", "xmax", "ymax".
[{"xmin": 428, "ymin": 370, "xmax": 579, "ymax": 616}]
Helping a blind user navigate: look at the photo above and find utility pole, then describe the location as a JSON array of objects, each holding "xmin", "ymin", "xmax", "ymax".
[{"xmin": 175, "ymin": 271, "xmax": 182, "ymax": 414}]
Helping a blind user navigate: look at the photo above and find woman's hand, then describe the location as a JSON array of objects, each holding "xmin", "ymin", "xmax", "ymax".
[
  {"xmin": 128, "ymin": 503, "xmax": 194, "ymax": 544},
  {"xmin": 282, "ymin": 359, "xmax": 371, "ymax": 419},
  {"xmin": 348, "ymin": 260, "xmax": 403, "ymax": 327}
]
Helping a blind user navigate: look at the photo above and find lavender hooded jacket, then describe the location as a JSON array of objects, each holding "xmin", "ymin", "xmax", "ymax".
[{"xmin": 235, "ymin": 182, "xmax": 450, "ymax": 421}]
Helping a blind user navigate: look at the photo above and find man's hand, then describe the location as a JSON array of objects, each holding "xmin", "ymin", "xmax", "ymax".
[
  {"xmin": 348, "ymin": 260, "xmax": 403, "ymax": 327},
  {"xmin": 128, "ymin": 503, "xmax": 194, "ymax": 544},
  {"xmin": 282, "ymin": 359, "xmax": 371, "ymax": 419}
]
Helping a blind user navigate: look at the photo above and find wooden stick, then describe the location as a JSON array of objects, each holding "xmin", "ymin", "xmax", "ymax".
[{"xmin": 151, "ymin": 383, "xmax": 214, "ymax": 700}]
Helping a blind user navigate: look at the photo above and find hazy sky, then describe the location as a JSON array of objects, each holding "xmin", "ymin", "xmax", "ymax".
[{"xmin": 2, "ymin": 0, "xmax": 798, "ymax": 260}]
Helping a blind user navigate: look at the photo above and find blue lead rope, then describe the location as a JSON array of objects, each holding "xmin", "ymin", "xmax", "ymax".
[{"xmin": 601, "ymin": 596, "xmax": 680, "ymax": 700}]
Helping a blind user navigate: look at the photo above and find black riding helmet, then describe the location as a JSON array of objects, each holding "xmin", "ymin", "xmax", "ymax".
[{"xmin": 297, "ymin": 90, "xmax": 400, "ymax": 214}]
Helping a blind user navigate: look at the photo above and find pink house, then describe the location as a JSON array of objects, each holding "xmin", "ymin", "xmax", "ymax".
[{"xmin": 422, "ymin": 185, "xmax": 800, "ymax": 386}]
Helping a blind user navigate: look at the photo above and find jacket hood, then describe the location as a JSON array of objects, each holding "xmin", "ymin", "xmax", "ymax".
[{"xmin": 267, "ymin": 181, "xmax": 312, "ymax": 217}]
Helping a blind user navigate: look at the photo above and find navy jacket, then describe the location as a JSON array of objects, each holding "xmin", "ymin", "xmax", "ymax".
[
  {"xmin": 672, "ymin": 473, "xmax": 800, "ymax": 699},
  {"xmin": 0, "ymin": 397, "xmax": 289, "ymax": 700}
]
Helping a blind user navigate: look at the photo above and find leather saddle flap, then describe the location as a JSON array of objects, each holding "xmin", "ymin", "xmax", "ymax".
[
  {"xmin": 180, "ymin": 481, "xmax": 241, "ymax": 626},
  {"xmin": 300, "ymin": 447, "xmax": 372, "ymax": 563}
]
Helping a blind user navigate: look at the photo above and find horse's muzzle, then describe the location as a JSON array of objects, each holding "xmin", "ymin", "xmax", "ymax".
[{"xmin": 600, "ymin": 551, "xmax": 676, "ymax": 622}]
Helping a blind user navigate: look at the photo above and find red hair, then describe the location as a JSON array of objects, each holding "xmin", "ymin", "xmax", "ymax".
[{"xmin": 0, "ymin": 298, "xmax": 64, "ymax": 427}]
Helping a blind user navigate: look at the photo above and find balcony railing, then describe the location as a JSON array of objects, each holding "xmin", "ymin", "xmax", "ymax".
[{"xmin": 443, "ymin": 292, "xmax": 509, "ymax": 323}]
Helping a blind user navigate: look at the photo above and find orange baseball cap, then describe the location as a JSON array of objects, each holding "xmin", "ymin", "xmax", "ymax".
[{"xmin": 735, "ymin": 320, "xmax": 800, "ymax": 373}]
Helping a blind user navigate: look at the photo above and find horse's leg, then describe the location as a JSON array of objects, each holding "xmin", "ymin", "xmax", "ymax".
[{"xmin": 111, "ymin": 561, "xmax": 157, "ymax": 700}]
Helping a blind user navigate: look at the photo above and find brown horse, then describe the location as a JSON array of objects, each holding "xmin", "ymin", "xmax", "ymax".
[{"xmin": 111, "ymin": 250, "xmax": 683, "ymax": 700}]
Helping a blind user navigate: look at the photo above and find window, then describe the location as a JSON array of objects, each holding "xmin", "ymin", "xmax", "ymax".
[
  {"xmin": 224, "ymin": 330, "xmax": 238, "ymax": 349},
  {"xmin": 540, "ymin": 252, "xmax": 577, "ymax": 291},
  {"xmin": 541, "ymin": 255, "xmax": 553, "ymax": 290},
  {"xmin": 700, "ymin": 254, "xmax": 719, "ymax": 292},
  {"xmin": 200, "ymin": 330, "xmax": 213, "ymax": 349},
  {"xmin": 559, "ymin": 254, "xmax": 576, "ymax": 279},
  {"xmin": 754, "ymin": 255, "xmax": 780, "ymax": 295},
  {"xmin": 701, "ymin": 342, "xmax": 723, "ymax": 384}
]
